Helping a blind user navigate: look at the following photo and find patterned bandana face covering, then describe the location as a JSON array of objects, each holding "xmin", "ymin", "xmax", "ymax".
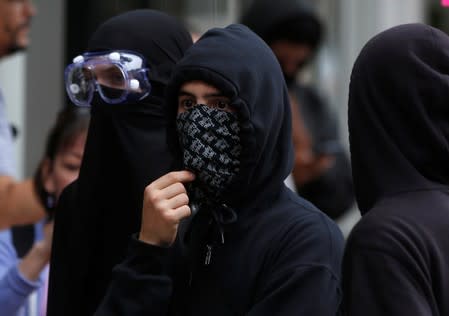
[{"xmin": 176, "ymin": 104, "xmax": 241, "ymax": 199}]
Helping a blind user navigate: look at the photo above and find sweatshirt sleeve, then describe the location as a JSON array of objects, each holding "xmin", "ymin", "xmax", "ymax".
[
  {"xmin": 0, "ymin": 230, "xmax": 42, "ymax": 315},
  {"xmin": 94, "ymin": 236, "xmax": 174, "ymax": 316},
  {"xmin": 248, "ymin": 212, "xmax": 344, "ymax": 316}
]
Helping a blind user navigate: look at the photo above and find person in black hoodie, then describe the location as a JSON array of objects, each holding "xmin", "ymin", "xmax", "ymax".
[
  {"xmin": 343, "ymin": 23, "xmax": 449, "ymax": 315},
  {"xmin": 46, "ymin": 10, "xmax": 193, "ymax": 316},
  {"xmin": 94, "ymin": 24, "xmax": 344, "ymax": 316},
  {"xmin": 241, "ymin": 0, "xmax": 354, "ymax": 220}
]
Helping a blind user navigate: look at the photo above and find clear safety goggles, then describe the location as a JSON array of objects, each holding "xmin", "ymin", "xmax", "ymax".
[{"xmin": 64, "ymin": 50, "xmax": 152, "ymax": 107}]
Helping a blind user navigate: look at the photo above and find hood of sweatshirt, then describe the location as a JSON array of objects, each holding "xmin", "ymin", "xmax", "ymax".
[
  {"xmin": 166, "ymin": 24, "xmax": 294, "ymax": 209},
  {"xmin": 348, "ymin": 23, "xmax": 449, "ymax": 214}
]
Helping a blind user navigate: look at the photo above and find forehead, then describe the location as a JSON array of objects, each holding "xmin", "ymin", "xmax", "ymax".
[{"xmin": 179, "ymin": 80, "xmax": 222, "ymax": 96}]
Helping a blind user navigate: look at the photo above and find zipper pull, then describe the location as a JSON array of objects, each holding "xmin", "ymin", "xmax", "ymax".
[
  {"xmin": 205, "ymin": 244, "xmax": 213, "ymax": 265},
  {"xmin": 189, "ymin": 271, "xmax": 193, "ymax": 287}
]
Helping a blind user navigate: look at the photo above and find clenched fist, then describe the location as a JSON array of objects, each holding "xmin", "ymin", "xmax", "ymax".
[{"xmin": 139, "ymin": 171, "xmax": 196, "ymax": 247}]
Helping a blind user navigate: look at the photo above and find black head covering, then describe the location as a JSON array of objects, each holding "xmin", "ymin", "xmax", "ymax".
[
  {"xmin": 166, "ymin": 24, "xmax": 294, "ymax": 209},
  {"xmin": 240, "ymin": 0, "xmax": 322, "ymax": 49},
  {"xmin": 87, "ymin": 9, "xmax": 191, "ymax": 87},
  {"xmin": 240, "ymin": 0, "xmax": 322, "ymax": 85},
  {"xmin": 348, "ymin": 23, "xmax": 449, "ymax": 214},
  {"xmin": 47, "ymin": 9, "xmax": 192, "ymax": 316}
]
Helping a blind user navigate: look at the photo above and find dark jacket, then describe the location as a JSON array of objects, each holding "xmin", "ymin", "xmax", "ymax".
[
  {"xmin": 95, "ymin": 24, "xmax": 344, "ymax": 316},
  {"xmin": 343, "ymin": 23, "xmax": 449, "ymax": 316},
  {"xmin": 241, "ymin": 0, "xmax": 354, "ymax": 219}
]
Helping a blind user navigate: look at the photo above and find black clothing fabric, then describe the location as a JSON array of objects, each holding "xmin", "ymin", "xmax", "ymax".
[
  {"xmin": 176, "ymin": 105, "xmax": 241, "ymax": 199},
  {"xmin": 343, "ymin": 23, "xmax": 449, "ymax": 316},
  {"xmin": 47, "ymin": 10, "xmax": 192, "ymax": 316},
  {"xmin": 95, "ymin": 24, "xmax": 344, "ymax": 316},
  {"xmin": 241, "ymin": 0, "xmax": 354, "ymax": 219},
  {"xmin": 87, "ymin": 9, "xmax": 192, "ymax": 86},
  {"xmin": 240, "ymin": 0, "xmax": 321, "ymax": 49},
  {"xmin": 11, "ymin": 224, "xmax": 34, "ymax": 258}
]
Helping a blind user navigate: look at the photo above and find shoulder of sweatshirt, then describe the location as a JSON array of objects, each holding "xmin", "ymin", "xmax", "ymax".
[
  {"xmin": 253, "ymin": 188, "xmax": 345, "ymax": 277},
  {"xmin": 347, "ymin": 191, "xmax": 449, "ymax": 250}
]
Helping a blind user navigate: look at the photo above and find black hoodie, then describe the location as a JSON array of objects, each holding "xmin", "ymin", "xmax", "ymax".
[
  {"xmin": 46, "ymin": 10, "xmax": 192, "ymax": 316},
  {"xmin": 95, "ymin": 24, "xmax": 344, "ymax": 316},
  {"xmin": 343, "ymin": 23, "xmax": 449, "ymax": 316},
  {"xmin": 240, "ymin": 0, "xmax": 354, "ymax": 219}
]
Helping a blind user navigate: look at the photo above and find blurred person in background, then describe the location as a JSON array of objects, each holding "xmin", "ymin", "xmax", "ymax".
[
  {"xmin": 46, "ymin": 9, "xmax": 193, "ymax": 316},
  {"xmin": 343, "ymin": 23, "xmax": 449, "ymax": 316},
  {"xmin": 0, "ymin": 0, "xmax": 47, "ymax": 228},
  {"xmin": 0, "ymin": 105, "xmax": 89, "ymax": 316},
  {"xmin": 241, "ymin": 0, "xmax": 354, "ymax": 220}
]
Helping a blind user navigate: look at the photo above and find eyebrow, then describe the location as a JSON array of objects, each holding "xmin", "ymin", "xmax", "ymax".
[{"xmin": 178, "ymin": 90, "xmax": 227, "ymax": 98}]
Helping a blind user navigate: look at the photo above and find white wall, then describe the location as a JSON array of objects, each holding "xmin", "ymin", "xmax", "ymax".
[
  {"xmin": 0, "ymin": 0, "xmax": 65, "ymax": 179},
  {"xmin": 0, "ymin": 54, "xmax": 26, "ymax": 178},
  {"xmin": 24, "ymin": 0, "xmax": 65, "ymax": 177}
]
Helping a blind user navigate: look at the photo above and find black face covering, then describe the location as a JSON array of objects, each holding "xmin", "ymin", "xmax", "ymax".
[
  {"xmin": 47, "ymin": 10, "xmax": 192, "ymax": 316},
  {"xmin": 176, "ymin": 105, "xmax": 241, "ymax": 202}
]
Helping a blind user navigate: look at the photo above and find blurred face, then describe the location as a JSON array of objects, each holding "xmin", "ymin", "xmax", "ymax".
[
  {"xmin": 177, "ymin": 81, "xmax": 233, "ymax": 114},
  {"xmin": 270, "ymin": 40, "xmax": 312, "ymax": 79},
  {"xmin": 0, "ymin": 0, "xmax": 36, "ymax": 57},
  {"xmin": 43, "ymin": 131, "xmax": 87, "ymax": 200}
]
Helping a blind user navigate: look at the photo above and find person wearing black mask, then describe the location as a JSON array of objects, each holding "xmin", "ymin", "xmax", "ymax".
[
  {"xmin": 343, "ymin": 23, "xmax": 449, "ymax": 315},
  {"xmin": 241, "ymin": 0, "xmax": 354, "ymax": 220},
  {"xmin": 46, "ymin": 10, "xmax": 193, "ymax": 316},
  {"xmin": 94, "ymin": 24, "xmax": 344, "ymax": 316}
]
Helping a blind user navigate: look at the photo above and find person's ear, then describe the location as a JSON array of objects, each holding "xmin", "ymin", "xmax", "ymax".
[{"xmin": 41, "ymin": 158, "xmax": 55, "ymax": 194}]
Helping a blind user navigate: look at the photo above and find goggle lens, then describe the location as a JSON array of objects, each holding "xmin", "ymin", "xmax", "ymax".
[
  {"xmin": 65, "ymin": 51, "xmax": 151, "ymax": 106},
  {"xmin": 66, "ymin": 66, "xmax": 94, "ymax": 106}
]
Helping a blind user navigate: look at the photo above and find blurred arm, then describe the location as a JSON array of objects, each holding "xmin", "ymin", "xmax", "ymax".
[
  {"xmin": 0, "ymin": 230, "xmax": 44, "ymax": 315},
  {"xmin": 0, "ymin": 176, "xmax": 46, "ymax": 229}
]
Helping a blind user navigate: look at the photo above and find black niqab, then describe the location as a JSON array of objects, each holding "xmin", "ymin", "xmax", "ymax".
[{"xmin": 47, "ymin": 10, "xmax": 192, "ymax": 316}]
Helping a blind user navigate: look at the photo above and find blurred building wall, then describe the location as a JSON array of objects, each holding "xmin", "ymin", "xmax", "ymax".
[
  {"xmin": 0, "ymin": 0, "xmax": 65, "ymax": 179},
  {"xmin": 0, "ymin": 54, "xmax": 25, "ymax": 178},
  {"xmin": 24, "ymin": 0, "xmax": 65, "ymax": 177}
]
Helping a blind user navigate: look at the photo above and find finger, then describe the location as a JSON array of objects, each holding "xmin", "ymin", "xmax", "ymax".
[
  {"xmin": 171, "ymin": 204, "xmax": 192, "ymax": 221},
  {"xmin": 150, "ymin": 170, "xmax": 196, "ymax": 190},
  {"xmin": 162, "ymin": 182, "xmax": 188, "ymax": 200},
  {"xmin": 164, "ymin": 192, "xmax": 189, "ymax": 210}
]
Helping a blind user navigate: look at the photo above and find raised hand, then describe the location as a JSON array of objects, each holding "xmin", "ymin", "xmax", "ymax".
[{"xmin": 139, "ymin": 171, "xmax": 196, "ymax": 247}]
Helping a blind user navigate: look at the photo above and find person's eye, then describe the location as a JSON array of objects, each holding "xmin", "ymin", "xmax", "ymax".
[
  {"xmin": 210, "ymin": 99, "xmax": 231, "ymax": 111},
  {"xmin": 62, "ymin": 163, "xmax": 80, "ymax": 172},
  {"xmin": 180, "ymin": 98, "xmax": 195, "ymax": 109}
]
